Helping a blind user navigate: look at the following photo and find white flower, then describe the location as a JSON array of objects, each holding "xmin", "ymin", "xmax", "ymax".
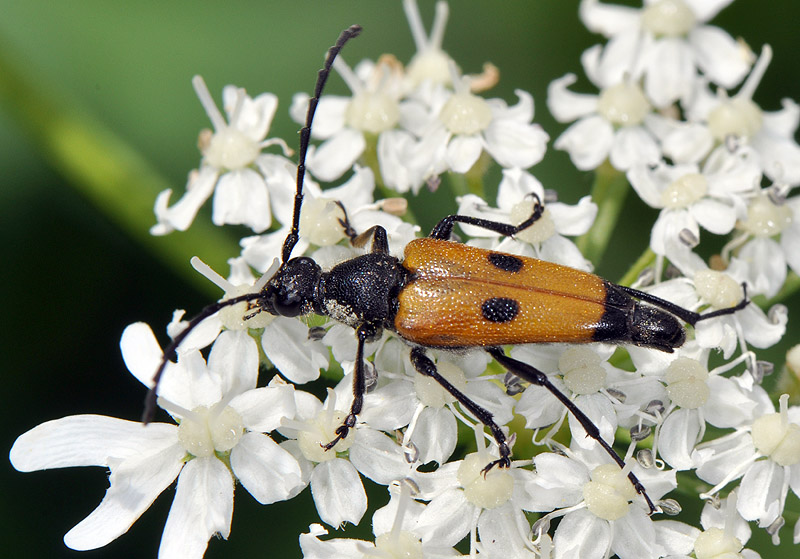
[
  {"xmin": 512, "ymin": 345, "xmax": 645, "ymax": 454},
  {"xmin": 278, "ymin": 387, "xmax": 379, "ymax": 527},
  {"xmin": 454, "ymin": 168, "xmax": 597, "ymax": 270},
  {"xmin": 240, "ymin": 164, "xmax": 417, "ymax": 272},
  {"xmin": 627, "ymin": 144, "xmax": 760, "ymax": 257},
  {"xmin": 729, "ymin": 190, "xmax": 800, "ymax": 298},
  {"xmin": 412, "ymin": 443, "xmax": 538, "ymax": 553},
  {"xmin": 403, "ymin": 0, "xmax": 454, "ymax": 89},
  {"xmin": 655, "ymin": 491, "xmax": 762, "ymax": 558},
  {"xmin": 289, "ymin": 56, "xmax": 405, "ymax": 183},
  {"xmin": 524, "ymin": 446, "xmax": 676, "ymax": 559},
  {"xmin": 367, "ymin": 343, "xmax": 512, "ymax": 466},
  {"xmin": 652, "ymin": 346, "xmax": 767, "ymax": 470},
  {"xmin": 660, "ymin": 253, "xmax": 787, "ymax": 357},
  {"xmin": 9, "ymin": 325, "xmax": 302, "ymax": 558},
  {"xmin": 685, "ymin": 46, "xmax": 800, "ymax": 185},
  {"xmin": 695, "ymin": 394, "xmax": 800, "ymax": 534},
  {"xmin": 401, "ymin": 75, "xmax": 548, "ymax": 181},
  {"xmin": 579, "ymin": 0, "xmax": 753, "ymax": 107},
  {"xmin": 151, "ymin": 76, "xmax": 292, "ymax": 235},
  {"xmin": 299, "ymin": 482, "xmax": 460, "ymax": 559},
  {"xmin": 548, "ymin": 52, "xmax": 660, "ymax": 171}
]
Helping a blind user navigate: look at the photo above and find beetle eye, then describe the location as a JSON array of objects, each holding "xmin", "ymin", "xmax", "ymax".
[{"xmin": 270, "ymin": 289, "xmax": 303, "ymax": 317}]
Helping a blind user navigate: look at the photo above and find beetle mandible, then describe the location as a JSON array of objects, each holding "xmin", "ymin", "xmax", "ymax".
[{"xmin": 143, "ymin": 24, "xmax": 747, "ymax": 515}]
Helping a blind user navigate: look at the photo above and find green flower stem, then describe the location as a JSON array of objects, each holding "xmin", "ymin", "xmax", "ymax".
[
  {"xmin": 0, "ymin": 42, "xmax": 238, "ymax": 296},
  {"xmin": 576, "ymin": 161, "xmax": 630, "ymax": 266},
  {"xmin": 617, "ymin": 247, "xmax": 657, "ymax": 287}
]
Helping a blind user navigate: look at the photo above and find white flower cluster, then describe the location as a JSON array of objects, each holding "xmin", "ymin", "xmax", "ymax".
[{"xmin": 9, "ymin": 1, "xmax": 800, "ymax": 558}]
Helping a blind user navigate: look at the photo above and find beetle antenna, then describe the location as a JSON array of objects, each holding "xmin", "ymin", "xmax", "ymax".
[
  {"xmin": 282, "ymin": 24, "xmax": 363, "ymax": 263},
  {"xmin": 142, "ymin": 292, "xmax": 263, "ymax": 424},
  {"xmin": 142, "ymin": 26, "xmax": 362, "ymax": 424},
  {"xmin": 616, "ymin": 283, "xmax": 749, "ymax": 326}
]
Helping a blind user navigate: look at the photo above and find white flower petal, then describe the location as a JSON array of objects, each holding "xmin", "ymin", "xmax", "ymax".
[
  {"xmin": 261, "ymin": 318, "xmax": 328, "ymax": 384},
  {"xmin": 737, "ymin": 460, "xmax": 784, "ymax": 525},
  {"xmin": 207, "ymin": 330, "xmax": 259, "ymax": 395},
  {"xmin": 477, "ymin": 504, "xmax": 534, "ymax": 558},
  {"xmin": 691, "ymin": 198, "xmax": 737, "ymax": 235},
  {"xmin": 738, "ymin": 238, "xmax": 786, "ymax": 298},
  {"xmin": 496, "ymin": 168, "xmax": 545, "ymax": 211},
  {"xmin": 410, "ymin": 406, "xmax": 458, "ymax": 465},
  {"xmin": 516, "ymin": 383, "xmax": 566, "ymax": 430},
  {"xmin": 761, "ymin": 98, "xmax": 800, "ymax": 138},
  {"xmin": 628, "ymin": 164, "xmax": 666, "ymax": 209},
  {"xmin": 645, "ymin": 39, "xmax": 694, "ymax": 108},
  {"xmin": 547, "ymin": 74, "xmax": 598, "ymax": 122},
  {"xmin": 738, "ymin": 303, "xmax": 787, "ymax": 350},
  {"xmin": 526, "ymin": 453, "xmax": 588, "ymax": 510},
  {"xmin": 63, "ymin": 442, "xmax": 185, "ymax": 550},
  {"xmin": 292, "ymin": 94, "xmax": 349, "ymax": 140},
  {"xmin": 751, "ymin": 128, "xmax": 800, "ymax": 186},
  {"xmin": 584, "ymin": 32, "xmax": 647, "ymax": 87},
  {"xmin": 658, "ymin": 408, "xmax": 702, "ymax": 470},
  {"xmin": 310, "ymin": 458, "xmax": 367, "ymax": 526},
  {"xmin": 211, "ymin": 168, "xmax": 271, "ymax": 232},
  {"xmin": 655, "ymin": 519, "xmax": 700, "ymax": 556},
  {"xmin": 553, "ymin": 508, "xmax": 610, "ymax": 559},
  {"xmin": 539, "ymin": 234, "xmax": 593, "ymax": 270},
  {"xmin": 695, "ymin": 431, "xmax": 754, "ymax": 485},
  {"xmin": 230, "ymin": 432, "xmax": 304, "ymax": 504},
  {"xmin": 609, "ymin": 126, "xmax": 660, "ymax": 171},
  {"xmin": 579, "ymin": 0, "xmax": 640, "ymax": 36},
  {"xmin": 166, "ymin": 309, "xmax": 223, "ymax": 354},
  {"xmin": 550, "ymin": 196, "xmax": 598, "ymax": 236},
  {"xmin": 610, "ymin": 507, "xmax": 657, "ymax": 559},
  {"xmin": 322, "ymin": 164, "xmax": 375, "ymax": 210},
  {"xmin": 378, "ymin": 129, "xmax": 425, "ymax": 194},
  {"xmin": 151, "ymin": 166, "xmax": 219, "ymax": 235},
  {"xmin": 660, "ymin": 121, "xmax": 714, "ymax": 164},
  {"xmin": 704, "ymin": 375, "xmax": 762, "ymax": 428},
  {"xmin": 299, "ymin": 524, "xmax": 367, "ymax": 559},
  {"xmin": 159, "ymin": 457, "xmax": 234, "ymax": 559},
  {"xmin": 121, "ymin": 322, "xmax": 169, "ymax": 390},
  {"xmin": 446, "ymin": 134, "xmax": 483, "ymax": 173},
  {"xmin": 10, "ymin": 415, "xmax": 177, "ymax": 470},
  {"xmin": 689, "ymin": 25, "xmax": 752, "ymax": 89},
  {"xmin": 225, "ymin": 88, "xmax": 278, "ymax": 141},
  {"xmin": 416, "ymin": 488, "xmax": 473, "ymax": 547},
  {"xmin": 554, "ymin": 116, "xmax": 614, "ymax": 171},
  {"xmin": 359, "ymin": 380, "xmax": 417, "ymax": 431},
  {"xmin": 687, "ymin": 0, "xmax": 736, "ymax": 22},
  {"xmin": 567, "ymin": 394, "xmax": 617, "ymax": 450},
  {"xmin": 349, "ymin": 429, "xmax": 408, "ymax": 485},
  {"xmin": 308, "ymin": 128, "xmax": 366, "ymax": 182},
  {"xmin": 781, "ymin": 218, "xmax": 800, "ymax": 275},
  {"xmin": 231, "ymin": 384, "xmax": 296, "ymax": 432}
]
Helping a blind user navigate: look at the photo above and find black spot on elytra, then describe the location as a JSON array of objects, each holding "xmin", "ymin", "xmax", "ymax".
[
  {"xmin": 481, "ymin": 297, "xmax": 519, "ymax": 323},
  {"xmin": 488, "ymin": 252, "xmax": 523, "ymax": 273}
]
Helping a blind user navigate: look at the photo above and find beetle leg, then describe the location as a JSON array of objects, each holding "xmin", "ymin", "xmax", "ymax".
[
  {"xmin": 486, "ymin": 347, "xmax": 657, "ymax": 514},
  {"xmin": 323, "ymin": 322, "xmax": 375, "ymax": 450},
  {"xmin": 429, "ymin": 193, "xmax": 543, "ymax": 240},
  {"xmin": 335, "ymin": 201, "xmax": 390, "ymax": 254},
  {"xmin": 353, "ymin": 226, "xmax": 389, "ymax": 254},
  {"xmin": 410, "ymin": 347, "xmax": 512, "ymax": 472}
]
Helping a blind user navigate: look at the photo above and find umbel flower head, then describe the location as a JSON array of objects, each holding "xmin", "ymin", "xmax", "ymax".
[{"xmin": 8, "ymin": 1, "xmax": 800, "ymax": 558}]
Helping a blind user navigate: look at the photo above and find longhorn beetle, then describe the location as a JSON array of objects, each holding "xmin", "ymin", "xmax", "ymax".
[{"xmin": 144, "ymin": 24, "xmax": 748, "ymax": 514}]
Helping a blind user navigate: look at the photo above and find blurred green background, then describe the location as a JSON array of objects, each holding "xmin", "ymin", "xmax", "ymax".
[{"xmin": 2, "ymin": 1, "xmax": 798, "ymax": 557}]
